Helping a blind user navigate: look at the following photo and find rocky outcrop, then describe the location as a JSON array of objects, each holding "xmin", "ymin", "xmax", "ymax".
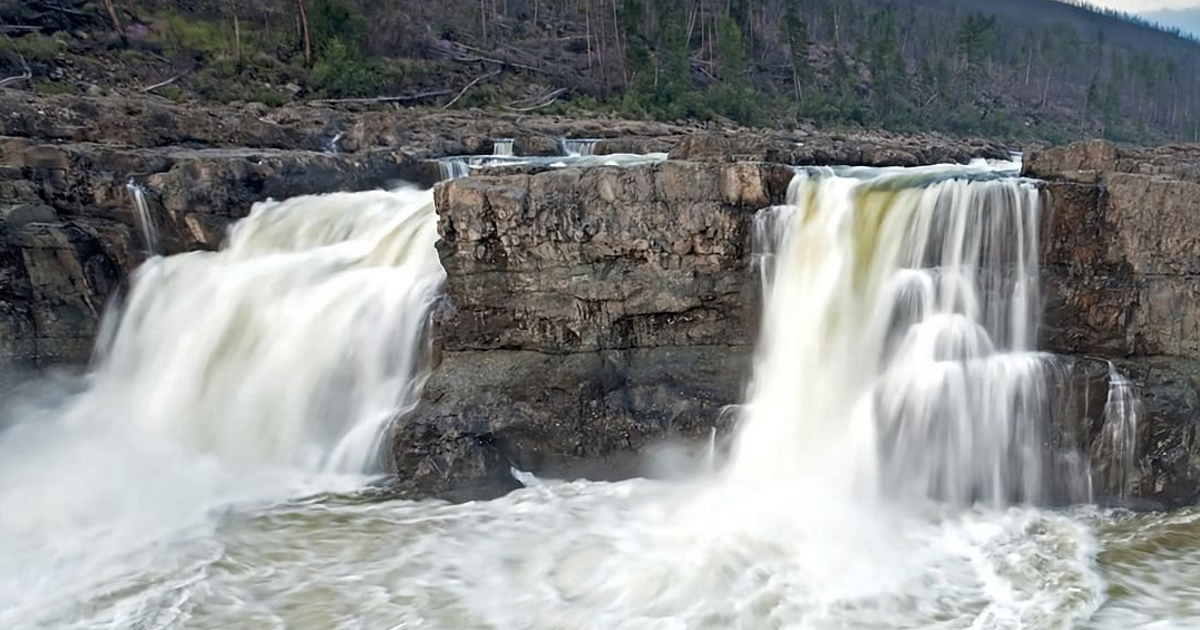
[
  {"xmin": 668, "ymin": 132, "xmax": 1012, "ymax": 167},
  {"xmin": 0, "ymin": 206, "xmax": 134, "ymax": 388},
  {"xmin": 1, "ymin": 91, "xmax": 1015, "ymax": 166},
  {"xmin": 1032, "ymin": 139, "xmax": 1200, "ymax": 507},
  {"xmin": 392, "ymin": 161, "xmax": 795, "ymax": 492}
]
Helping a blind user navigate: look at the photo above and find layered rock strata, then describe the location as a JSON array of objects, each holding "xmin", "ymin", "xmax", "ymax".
[
  {"xmin": 1030, "ymin": 139, "xmax": 1200, "ymax": 507},
  {"xmin": 391, "ymin": 161, "xmax": 795, "ymax": 494},
  {"xmin": 394, "ymin": 160, "xmax": 1127, "ymax": 502},
  {"xmin": 0, "ymin": 90, "xmax": 1015, "ymax": 384}
]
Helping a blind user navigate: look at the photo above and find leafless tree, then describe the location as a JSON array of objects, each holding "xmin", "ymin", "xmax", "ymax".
[{"xmin": 296, "ymin": 0, "xmax": 313, "ymax": 67}]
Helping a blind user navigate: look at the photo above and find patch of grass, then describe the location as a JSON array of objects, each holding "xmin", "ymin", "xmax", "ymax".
[
  {"xmin": 0, "ymin": 33, "xmax": 65, "ymax": 61},
  {"xmin": 163, "ymin": 16, "xmax": 229, "ymax": 56},
  {"xmin": 458, "ymin": 85, "xmax": 499, "ymax": 109},
  {"xmin": 156, "ymin": 85, "xmax": 188, "ymax": 103},
  {"xmin": 33, "ymin": 81, "xmax": 79, "ymax": 96},
  {"xmin": 189, "ymin": 65, "xmax": 288, "ymax": 106}
]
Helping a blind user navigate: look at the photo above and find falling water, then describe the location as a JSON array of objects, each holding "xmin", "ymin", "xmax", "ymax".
[
  {"xmin": 439, "ymin": 158, "xmax": 471, "ymax": 180},
  {"xmin": 730, "ymin": 163, "xmax": 1078, "ymax": 506},
  {"xmin": 125, "ymin": 179, "xmax": 159, "ymax": 255},
  {"xmin": 493, "ymin": 138, "xmax": 515, "ymax": 157},
  {"xmin": 1095, "ymin": 363, "xmax": 1141, "ymax": 496},
  {"xmin": 326, "ymin": 132, "xmax": 344, "ymax": 154},
  {"xmin": 561, "ymin": 138, "xmax": 600, "ymax": 157},
  {"xmin": 71, "ymin": 187, "xmax": 443, "ymax": 472}
]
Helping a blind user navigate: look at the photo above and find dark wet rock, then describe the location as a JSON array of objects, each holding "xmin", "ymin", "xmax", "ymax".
[
  {"xmin": 0, "ymin": 216, "xmax": 134, "ymax": 386},
  {"xmin": 391, "ymin": 347, "xmax": 747, "ymax": 493}
]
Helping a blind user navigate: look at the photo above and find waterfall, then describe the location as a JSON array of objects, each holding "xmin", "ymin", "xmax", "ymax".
[
  {"xmin": 439, "ymin": 158, "xmax": 471, "ymax": 180},
  {"xmin": 326, "ymin": 132, "xmax": 344, "ymax": 154},
  {"xmin": 561, "ymin": 138, "xmax": 599, "ymax": 157},
  {"xmin": 125, "ymin": 179, "xmax": 159, "ymax": 255},
  {"xmin": 70, "ymin": 187, "xmax": 444, "ymax": 472},
  {"xmin": 493, "ymin": 138, "xmax": 515, "ymax": 157},
  {"xmin": 1097, "ymin": 362, "xmax": 1141, "ymax": 496},
  {"xmin": 730, "ymin": 162, "xmax": 1099, "ymax": 507}
]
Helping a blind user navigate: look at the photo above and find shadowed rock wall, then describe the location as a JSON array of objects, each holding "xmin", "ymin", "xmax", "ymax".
[{"xmin": 1030, "ymin": 139, "xmax": 1200, "ymax": 507}]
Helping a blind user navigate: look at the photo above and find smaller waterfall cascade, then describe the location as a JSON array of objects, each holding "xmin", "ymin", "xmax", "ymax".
[
  {"xmin": 326, "ymin": 132, "xmax": 344, "ymax": 154},
  {"xmin": 125, "ymin": 179, "xmax": 159, "ymax": 255},
  {"xmin": 1097, "ymin": 363, "xmax": 1141, "ymax": 495},
  {"xmin": 439, "ymin": 159, "xmax": 471, "ymax": 180},
  {"xmin": 730, "ymin": 162, "xmax": 1134, "ymax": 507},
  {"xmin": 493, "ymin": 139, "xmax": 515, "ymax": 157},
  {"xmin": 74, "ymin": 187, "xmax": 444, "ymax": 472},
  {"xmin": 562, "ymin": 138, "xmax": 600, "ymax": 157}
]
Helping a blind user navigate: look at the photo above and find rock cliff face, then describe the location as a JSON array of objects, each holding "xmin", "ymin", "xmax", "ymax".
[
  {"xmin": 0, "ymin": 91, "xmax": 1012, "ymax": 164},
  {"xmin": 391, "ymin": 162, "xmax": 795, "ymax": 494},
  {"xmin": 1030, "ymin": 139, "xmax": 1200, "ymax": 507},
  {"xmin": 0, "ymin": 91, "xmax": 1013, "ymax": 386},
  {"xmin": 14, "ymin": 90, "xmax": 1153, "ymax": 504},
  {"xmin": 395, "ymin": 158, "xmax": 1137, "ymax": 503}
]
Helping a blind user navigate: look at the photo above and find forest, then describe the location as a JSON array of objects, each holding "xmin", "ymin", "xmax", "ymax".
[{"xmin": 3, "ymin": 0, "xmax": 1200, "ymax": 143}]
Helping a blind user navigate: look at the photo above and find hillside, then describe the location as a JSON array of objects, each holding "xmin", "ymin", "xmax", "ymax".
[{"xmin": 2, "ymin": 0, "xmax": 1200, "ymax": 144}]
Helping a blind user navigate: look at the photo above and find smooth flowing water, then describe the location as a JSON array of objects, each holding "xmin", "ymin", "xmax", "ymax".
[
  {"xmin": 0, "ymin": 164, "xmax": 1194, "ymax": 630},
  {"xmin": 437, "ymin": 149, "xmax": 668, "ymax": 179},
  {"xmin": 126, "ymin": 179, "xmax": 159, "ymax": 255},
  {"xmin": 492, "ymin": 138, "xmax": 515, "ymax": 157},
  {"xmin": 562, "ymin": 138, "xmax": 600, "ymax": 157}
]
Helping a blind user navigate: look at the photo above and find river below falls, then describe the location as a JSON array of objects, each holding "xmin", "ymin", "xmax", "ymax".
[{"xmin": 3, "ymin": 439, "xmax": 1200, "ymax": 630}]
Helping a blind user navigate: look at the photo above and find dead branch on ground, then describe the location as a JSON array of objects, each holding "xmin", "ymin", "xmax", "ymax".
[
  {"xmin": 142, "ymin": 69, "xmax": 191, "ymax": 93},
  {"xmin": 504, "ymin": 87, "xmax": 566, "ymax": 111},
  {"xmin": 308, "ymin": 89, "xmax": 455, "ymax": 105},
  {"xmin": 0, "ymin": 31, "xmax": 32, "ymax": 89},
  {"xmin": 442, "ymin": 70, "xmax": 502, "ymax": 110}
]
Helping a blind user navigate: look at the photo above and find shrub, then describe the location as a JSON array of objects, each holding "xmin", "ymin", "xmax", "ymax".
[{"xmin": 309, "ymin": 38, "xmax": 393, "ymax": 98}]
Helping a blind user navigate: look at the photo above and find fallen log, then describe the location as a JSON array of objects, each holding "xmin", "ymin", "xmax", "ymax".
[
  {"xmin": 141, "ymin": 69, "xmax": 190, "ymax": 93},
  {"xmin": 308, "ymin": 88, "xmax": 454, "ymax": 105},
  {"xmin": 0, "ymin": 68, "xmax": 31, "ymax": 87},
  {"xmin": 504, "ymin": 87, "xmax": 566, "ymax": 112}
]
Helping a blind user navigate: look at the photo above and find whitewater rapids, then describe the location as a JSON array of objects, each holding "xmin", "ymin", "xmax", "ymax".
[{"xmin": 0, "ymin": 166, "xmax": 1191, "ymax": 630}]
